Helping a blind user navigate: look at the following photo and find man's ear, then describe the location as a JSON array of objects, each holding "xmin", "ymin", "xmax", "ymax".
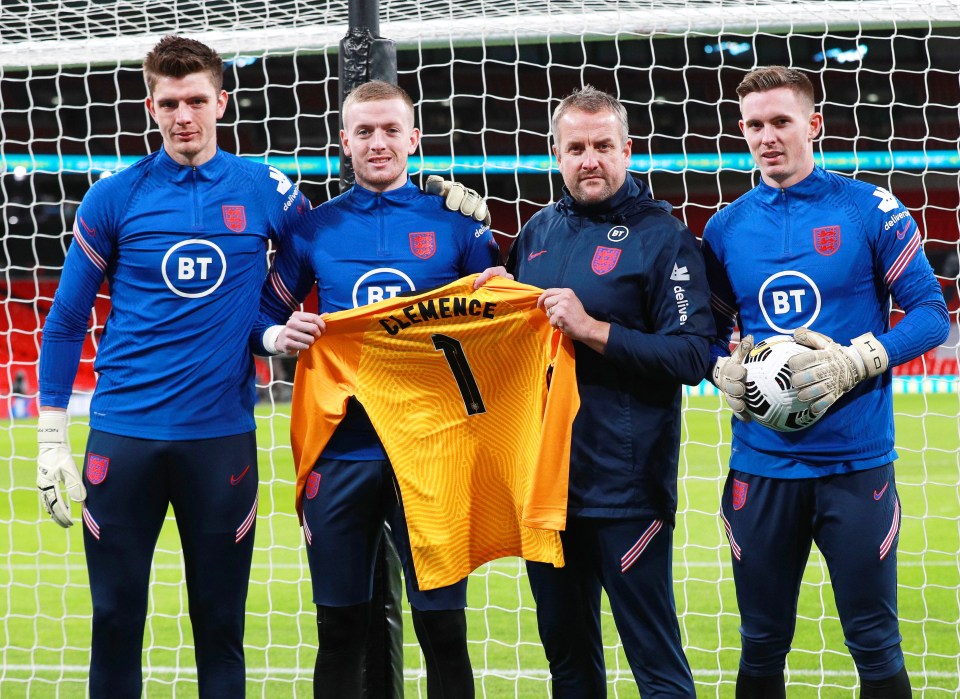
[{"xmin": 809, "ymin": 112, "xmax": 823, "ymax": 140}]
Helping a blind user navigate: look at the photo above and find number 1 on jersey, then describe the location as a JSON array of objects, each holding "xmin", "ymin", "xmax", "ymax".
[{"xmin": 431, "ymin": 333, "xmax": 487, "ymax": 416}]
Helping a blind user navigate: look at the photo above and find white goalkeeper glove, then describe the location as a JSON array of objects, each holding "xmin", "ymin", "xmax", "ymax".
[
  {"xmin": 37, "ymin": 411, "xmax": 86, "ymax": 528},
  {"xmin": 425, "ymin": 175, "xmax": 491, "ymax": 225},
  {"xmin": 788, "ymin": 328, "xmax": 889, "ymax": 417},
  {"xmin": 712, "ymin": 335, "xmax": 754, "ymax": 422}
]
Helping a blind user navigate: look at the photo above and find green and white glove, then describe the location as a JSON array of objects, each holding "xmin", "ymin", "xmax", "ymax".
[
  {"xmin": 425, "ymin": 175, "xmax": 491, "ymax": 225},
  {"xmin": 712, "ymin": 335, "xmax": 754, "ymax": 422},
  {"xmin": 789, "ymin": 328, "xmax": 889, "ymax": 416},
  {"xmin": 37, "ymin": 411, "xmax": 87, "ymax": 528}
]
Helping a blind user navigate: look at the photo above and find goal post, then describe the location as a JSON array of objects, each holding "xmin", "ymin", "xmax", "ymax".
[{"xmin": 2, "ymin": 1, "xmax": 959, "ymax": 697}]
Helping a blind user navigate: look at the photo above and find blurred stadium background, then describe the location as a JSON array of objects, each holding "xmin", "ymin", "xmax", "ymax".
[{"xmin": 1, "ymin": 1, "xmax": 958, "ymax": 696}]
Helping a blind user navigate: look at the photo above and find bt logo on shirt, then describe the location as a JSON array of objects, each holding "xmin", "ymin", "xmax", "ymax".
[
  {"xmin": 162, "ymin": 239, "xmax": 227, "ymax": 298},
  {"xmin": 758, "ymin": 270, "xmax": 822, "ymax": 334},
  {"xmin": 352, "ymin": 268, "xmax": 416, "ymax": 308}
]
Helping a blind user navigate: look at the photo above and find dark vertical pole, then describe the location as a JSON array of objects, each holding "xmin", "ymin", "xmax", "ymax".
[
  {"xmin": 336, "ymin": 4, "xmax": 404, "ymax": 699},
  {"xmin": 338, "ymin": 0, "xmax": 397, "ymax": 192}
]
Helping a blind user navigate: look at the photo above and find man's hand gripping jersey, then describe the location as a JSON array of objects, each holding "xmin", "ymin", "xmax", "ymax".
[{"xmin": 290, "ymin": 275, "xmax": 579, "ymax": 590}]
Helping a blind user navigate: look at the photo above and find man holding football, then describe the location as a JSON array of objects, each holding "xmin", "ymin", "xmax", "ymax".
[{"xmin": 703, "ymin": 65, "xmax": 949, "ymax": 698}]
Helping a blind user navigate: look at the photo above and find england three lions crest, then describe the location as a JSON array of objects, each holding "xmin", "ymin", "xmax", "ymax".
[
  {"xmin": 222, "ymin": 205, "xmax": 247, "ymax": 233},
  {"xmin": 410, "ymin": 232, "xmax": 436, "ymax": 260},
  {"xmin": 305, "ymin": 471, "xmax": 322, "ymax": 500},
  {"xmin": 591, "ymin": 246, "xmax": 621, "ymax": 275},
  {"xmin": 813, "ymin": 225, "xmax": 841, "ymax": 256},
  {"xmin": 86, "ymin": 453, "xmax": 110, "ymax": 485},
  {"xmin": 732, "ymin": 478, "xmax": 748, "ymax": 511}
]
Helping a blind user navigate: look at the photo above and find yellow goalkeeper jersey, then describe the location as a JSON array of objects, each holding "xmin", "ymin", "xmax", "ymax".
[{"xmin": 290, "ymin": 275, "xmax": 579, "ymax": 590}]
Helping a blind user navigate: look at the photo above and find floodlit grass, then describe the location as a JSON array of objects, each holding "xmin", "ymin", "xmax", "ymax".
[{"xmin": 1, "ymin": 393, "xmax": 958, "ymax": 697}]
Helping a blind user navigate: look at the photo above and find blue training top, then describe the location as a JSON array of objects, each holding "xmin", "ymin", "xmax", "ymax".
[
  {"xmin": 703, "ymin": 166, "xmax": 949, "ymax": 478},
  {"xmin": 40, "ymin": 147, "xmax": 309, "ymax": 440},
  {"xmin": 253, "ymin": 177, "xmax": 500, "ymax": 461}
]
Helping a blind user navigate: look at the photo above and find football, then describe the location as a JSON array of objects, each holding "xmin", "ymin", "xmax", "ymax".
[{"xmin": 742, "ymin": 335, "xmax": 823, "ymax": 432}]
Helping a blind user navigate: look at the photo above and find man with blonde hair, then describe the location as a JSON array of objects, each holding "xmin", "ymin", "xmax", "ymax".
[{"xmin": 255, "ymin": 80, "xmax": 498, "ymax": 697}]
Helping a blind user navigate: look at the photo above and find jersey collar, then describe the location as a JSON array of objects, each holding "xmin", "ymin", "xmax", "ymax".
[
  {"xmin": 153, "ymin": 146, "xmax": 228, "ymax": 182},
  {"xmin": 347, "ymin": 177, "xmax": 420, "ymax": 208},
  {"xmin": 755, "ymin": 165, "xmax": 829, "ymax": 204}
]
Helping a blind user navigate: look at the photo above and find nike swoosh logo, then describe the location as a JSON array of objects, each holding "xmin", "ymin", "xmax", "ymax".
[
  {"xmin": 527, "ymin": 250, "xmax": 547, "ymax": 261},
  {"xmin": 79, "ymin": 216, "xmax": 97, "ymax": 237},
  {"xmin": 873, "ymin": 482, "xmax": 889, "ymax": 500},
  {"xmin": 230, "ymin": 465, "xmax": 251, "ymax": 486},
  {"xmin": 895, "ymin": 221, "xmax": 912, "ymax": 240}
]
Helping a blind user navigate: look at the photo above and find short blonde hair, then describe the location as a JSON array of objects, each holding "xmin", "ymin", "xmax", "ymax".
[{"xmin": 342, "ymin": 81, "xmax": 415, "ymax": 125}]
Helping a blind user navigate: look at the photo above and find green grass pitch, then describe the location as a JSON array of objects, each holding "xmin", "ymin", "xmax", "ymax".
[{"xmin": 1, "ymin": 393, "xmax": 958, "ymax": 697}]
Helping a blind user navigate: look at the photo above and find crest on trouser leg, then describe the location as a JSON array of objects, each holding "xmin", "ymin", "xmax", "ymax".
[
  {"xmin": 732, "ymin": 478, "xmax": 749, "ymax": 510},
  {"xmin": 86, "ymin": 453, "xmax": 109, "ymax": 485},
  {"xmin": 305, "ymin": 471, "xmax": 322, "ymax": 500}
]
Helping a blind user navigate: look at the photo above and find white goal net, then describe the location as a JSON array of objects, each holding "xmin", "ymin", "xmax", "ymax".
[{"xmin": 2, "ymin": 1, "xmax": 959, "ymax": 696}]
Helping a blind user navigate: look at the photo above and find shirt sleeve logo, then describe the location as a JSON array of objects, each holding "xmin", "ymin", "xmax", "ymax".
[
  {"xmin": 78, "ymin": 216, "xmax": 96, "ymax": 237},
  {"xmin": 872, "ymin": 187, "xmax": 899, "ymax": 213},
  {"xmin": 409, "ymin": 232, "xmax": 437, "ymax": 260},
  {"xmin": 591, "ymin": 246, "xmax": 622, "ymax": 275},
  {"xmin": 812, "ymin": 225, "xmax": 841, "ymax": 256},
  {"xmin": 670, "ymin": 263, "xmax": 690, "ymax": 282},
  {"xmin": 268, "ymin": 166, "xmax": 293, "ymax": 195},
  {"xmin": 222, "ymin": 205, "xmax": 247, "ymax": 233}
]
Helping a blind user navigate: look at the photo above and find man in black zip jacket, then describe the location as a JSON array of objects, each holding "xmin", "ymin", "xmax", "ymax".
[{"xmin": 476, "ymin": 85, "xmax": 713, "ymax": 698}]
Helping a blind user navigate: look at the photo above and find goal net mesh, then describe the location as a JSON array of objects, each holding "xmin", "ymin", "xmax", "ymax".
[{"xmin": 2, "ymin": 1, "xmax": 958, "ymax": 696}]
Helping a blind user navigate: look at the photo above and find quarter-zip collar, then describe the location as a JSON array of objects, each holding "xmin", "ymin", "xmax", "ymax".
[
  {"xmin": 754, "ymin": 164, "xmax": 829, "ymax": 206},
  {"xmin": 346, "ymin": 177, "xmax": 420, "ymax": 210},
  {"xmin": 152, "ymin": 145, "xmax": 229, "ymax": 184},
  {"xmin": 151, "ymin": 147, "xmax": 230, "ymax": 230}
]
